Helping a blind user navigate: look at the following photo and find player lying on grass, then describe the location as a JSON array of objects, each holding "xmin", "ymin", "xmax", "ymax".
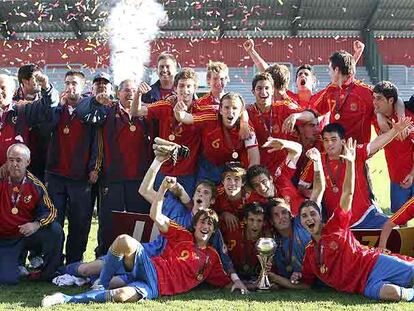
[
  {"xmin": 41, "ymin": 176, "xmax": 246, "ymax": 307},
  {"xmin": 269, "ymin": 138, "xmax": 414, "ymax": 302}
]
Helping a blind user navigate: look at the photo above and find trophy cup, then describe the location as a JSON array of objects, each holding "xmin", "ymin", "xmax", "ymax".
[{"xmin": 256, "ymin": 237, "xmax": 277, "ymax": 290}]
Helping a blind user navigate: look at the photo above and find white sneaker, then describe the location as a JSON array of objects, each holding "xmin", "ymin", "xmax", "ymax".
[
  {"xmin": 29, "ymin": 256, "xmax": 44, "ymax": 269},
  {"xmin": 41, "ymin": 292, "xmax": 66, "ymax": 307}
]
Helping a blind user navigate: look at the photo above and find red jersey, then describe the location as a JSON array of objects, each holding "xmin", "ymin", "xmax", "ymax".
[
  {"xmin": 196, "ymin": 93, "xmax": 220, "ymax": 111},
  {"xmin": 313, "ymin": 79, "xmax": 374, "ymax": 144},
  {"xmin": 390, "ymin": 196, "xmax": 414, "ymax": 226},
  {"xmin": 373, "ymin": 110, "xmax": 414, "ymax": 183},
  {"xmin": 301, "ymin": 207, "xmax": 380, "ymax": 294},
  {"xmin": 146, "ymin": 99, "xmax": 204, "ymax": 176},
  {"xmin": 152, "ymin": 222, "xmax": 230, "ymax": 296},
  {"xmin": 300, "ymin": 144, "xmax": 374, "ymax": 225},
  {"xmin": 223, "ymin": 226, "xmax": 259, "ymax": 279},
  {"xmin": 213, "ymin": 186, "xmax": 246, "ymax": 219},
  {"xmin": 0, "ymin": 172, "xmax": 56, "ymax": 238},
  {"xmin": 287, "ymin": 89, "xmax": 325, "ymax": 110},
  {"xmin": 193, "ymin": 113, "xmax": 258, "ymax": 167}
]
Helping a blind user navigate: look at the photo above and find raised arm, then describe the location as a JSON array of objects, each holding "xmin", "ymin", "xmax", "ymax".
[
  {"xmin": 368, "ymin": 116, "xmax": 412, "ymax": 157},
  {"xmin": 262, "ymin": 138, "xmax": 303, "ymax": 167},
  {"xmin": 352, "ymin": 40, "xmax": 365, "ymax": 64},
  {"xmin": 131, "ymin": 82, "xmax": 150, "ymax": 117},
  {"xmin": 243, "ymin": 39, "xmax": 269, "ymax": 72},
  {"xmin": 173, "ymin": 99, "xmax": 194, "ymax": 124},
  {"xmin": 307, "ymin": 148, "xmax": 325, "ymax": 206},
  {"xmin": 149, "ymin": 176, "xmax": 176, "ymax": 233},
  {"xmin": 282, "ymin": 110, "xmax": 317, "ymax": 134},
  {"xmin": 338, "ymin": 138, "xmax": 356, "ymax": 213}
]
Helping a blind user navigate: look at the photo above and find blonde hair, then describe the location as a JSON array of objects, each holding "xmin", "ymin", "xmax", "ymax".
[{"xmin": 206, "ymin": 61, "xmax": 229, "ymax": 80}]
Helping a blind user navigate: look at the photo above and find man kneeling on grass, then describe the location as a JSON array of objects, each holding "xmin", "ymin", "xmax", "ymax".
[
  {"xmin": 269, "ymin": 138, "xmax": 414, "ymax": 302},
  {"xmin": 42, "ymin": 177, "xmax": 244, "ymax": 306}
]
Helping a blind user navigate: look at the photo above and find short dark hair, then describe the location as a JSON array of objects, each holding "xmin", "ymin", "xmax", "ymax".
[
  {"xmin": 191, "ymin": 208, "xmax": 219, "ymax": 233},
  {"xmin": 295, "ymin": 64, "xmax": 314, "ymax": 79},
  {"xmin": 298, "ymin": 200, "xmax": 321, "ymax": 216},
  {"xmin": 221, "ymin": 161, "xmax": 246, "ymax": 182},
  {"xmin": 18, "ymin": 64, "xmax": 41, "ymax": 84},
  {"xmin": 251, "ymin": 72, "xmax": 274, "ymax": 91},
  {"xmin": 195, "ymin": 179, "xmax": 217, "ymax": 199},
  {"xmin": 246, "ymin": 165, "xmax": 271, "ymax": 189},
  {"xmin": 373, "ymin": 81, "xmax": 398, "ymax": 103},
  {"xmin": 329, "ymin": 50, "xmax": 355, "ymax": 76},
  {"xmin": 243, "ymin": 201, "xmax": 265, "ymax": 219},
  {"xmin": 268, "ymin": 198, "xmax": 291, "ymax": 215},
  {"xmin": 173, "ymin": 68, "xmax": 198, "ymax": 87},
  {"xmin": 65, "ymin": 70, "xmax": 86, "ymax": 83},
  {"xmin": 265, "ymin": 64, "xmax": 290, "ymax": 91},
  {"xmin": 321, "ymin": 123, "xmax": 346, "ymax": 140}
]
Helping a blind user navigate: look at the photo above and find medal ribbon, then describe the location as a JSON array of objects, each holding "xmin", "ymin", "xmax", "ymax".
[
  {"xmin": 221, "ymin": 124, "xmax": 242, "ymax": 158},
  {"xmin": 325, "ymin": 157, "xmax": 343, "ymax": 189},
  {"xmin": 64, "ymin": 105, "xmax": 77, "ymax": 130},
  {"xmin": 314, "ymin": 240, "xmax": 324, "ymax": 268},
  {"xmin": 194, "ymin": 246, "xmax": 210, "ymax": 280},
  {"xmin": 254, "ymin": 104, "xmax": 273, "ymax": 137},
  {"xmin": 9, "ymin": 176, "xmax": 27, "ymax": 208},
  {"xmin": 334, "ymin": 82, "xmax": 354, "ymax": 116}
]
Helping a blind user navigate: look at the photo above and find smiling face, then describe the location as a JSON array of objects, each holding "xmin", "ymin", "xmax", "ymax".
[
  {"xmin": 157, "ymin": 58, "xmax": 177, "ymax": 84},
  {"xmin": 192, "ymin": 183, "xmax": 215, "ymax": 213},
  {"xmin": 64, "ymin": 75, "xmax": 85, "ymax": 102},
  {"xmin": 270, "ymin": 204, "xmax": 292, "ymax": 233},
  {"xmin": 253, "ymin": 79, "xmax": 273, "ymax": 108},
  {"xmin": 222, "ymin": 171, "xmax": 243, "ymax": 198},
  {"xmin": 220, "ymin": 96, "xmax": 243, "ymax": 129},
  {"xmin": 245, "ymin": 212, "xmax": 264, "ymax": 240},
  {"xmin": 92, "ymin": 78, "xmax": 112, "ymax": 96},
  {"xmin": 296, "ymin": 68, "xmax": 315, "ymax": 92},
  {"xmin": 207, "ymin": 71, "xmax": 228, "ymax": 95},
  {"xmin": 300, "ymin": 205, "xmax": 322, "ymax": 237},
  {"xmin": 193, "ymin": 214, "xmax": 216, "ymax": 245},
  {"xmin": 322, "ymin": 131, "xmax": 344, "ymax": 158},
  {"xmin": 118, "ymin": 80, "xmax": 137, "ymax": 109},
  {"xmin": 175, "ymin": 78, "xmax": 196, "ymax": 107},
  {"xmin": 250, "ymin": 173, "xmax": 275, "ymax": 198},
  {"xmin": 373, "ymin": 92, "xmax": 394, "ymax": 117}
]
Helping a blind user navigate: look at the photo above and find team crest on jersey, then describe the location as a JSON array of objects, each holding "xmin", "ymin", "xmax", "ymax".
[
  {"xmin": 212, "ymin": 138, "xmax": 220, "ymax": 149},
  {"xmin": 350, "ymin": 103, "xmax": 357, "ymax": 111},
  {"xmin": 24, "ymin": 195, "xmax": 32, "ymax": 203},
  {"xmin": 329, "ymin": 241, "xmax": 338, "ymax": 250}
]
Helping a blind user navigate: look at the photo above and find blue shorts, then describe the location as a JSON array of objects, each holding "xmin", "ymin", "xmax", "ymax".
[
  {"xmin": 120, "ymin": 243, "xmax": 159, "ymax": 300},
  {"xmin": 351, "ymin": 208, "xmax": 389, "ymax": 229},
  {"xmin": 391, "ymin": 182, "xmax": 414, "ymax": 214},
  {"xmin": 364, "ymin": 254, "xmax": 414, "ymax": 300}
]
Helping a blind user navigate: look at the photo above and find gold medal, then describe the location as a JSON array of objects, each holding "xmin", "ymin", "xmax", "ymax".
[
  {"xmin": 129, "ymin": 124, "xmax": 136, "ymax": 132},
  {"xmin": 196, "ymin": 273, "xmax": 203, "ymax": 281},
  {"xmin": 320, "ymin": 264, "xmax": 328, "ymax": 274},
  {"xmin": 63, "ymin": 126, "xmax": 70, "ymax": 134},
  {"xmin": 332, "ymin": 186, "xmax": 339, "ymax": 193},
  {"xmin": 168, "ymin": 134, "xmax": 175, "ymax": 141},
  {"xmin": 232, "ymin": 151, "xmax": 238, "ymax": 159},
  {"xmin": 286, "ymin": 265, "xmax": 293, "ymax": 273},
  {"xmin": 11, "ymin": 207, "xmax": 18, "ymax": 215},
  {"xmin": 334, "ymin": 113, "xmax": 340, "ymax": 120}
]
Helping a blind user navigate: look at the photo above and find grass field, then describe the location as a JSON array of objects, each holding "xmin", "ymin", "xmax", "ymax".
[{"xmin": 1, "ymin": 132, "xmax": 410, "ymax": 310}]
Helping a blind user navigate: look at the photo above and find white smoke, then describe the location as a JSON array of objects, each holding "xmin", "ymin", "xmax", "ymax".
[{"xmin": 108, "ymin": 0, "xmax": 168, "ymax": 86}]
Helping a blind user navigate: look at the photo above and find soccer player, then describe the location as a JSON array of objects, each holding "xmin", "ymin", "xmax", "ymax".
[
  {"xmin": 213, "ymin": 162, "xmax": 248, "ymax": 233},
  {"xmin": 133, "ymin": 68, "xmax": 203, "ymax": 196},
  {"xmin": 41, "ymin": 179, "xmax": 245, "ymax": 306},
  {"xmin": 197, "ymin": 61, "xmax": 229, "ymax": 110},
  {"xmin": 274, "ymin": 138, "xmax": 414, "ymax": 302},
  {"xmin": 223, "ymin": 202, "xmax": 267, "ymax": 283},
  {"xmin": 0, "ymin": 143, "xmax": 62, "ymax": 284},
  {"xmin": 45, "ymin": 71, "xmax": 100, "ymax": 264},
  {"xmin": 175, "ymin": 92, "xmax": 260, "ymax": 183},
  {"xmin": 13, "ymin": 64, "xmax": 59, "ymax": 181},
  {"xmin": 378, "ymin": 196, "xmax": 414, "ymax": 250},
  {"xmin": 372, "ymin": 81, "xmax": 414, "ymax": 214},
  {"xmin": 92, "ymin": 79, "xmax": 151, "ymax": 257},
  {"xmin": 269, "ymin": 147, "xmax": 325, "ymax": 279},
  {"xmin": 245, "ymin": 138, "xmax": 305, "ymax": 215},
  {"xmin": 299, "ymin": 117, "xmax": 412, "ymax": 229}
]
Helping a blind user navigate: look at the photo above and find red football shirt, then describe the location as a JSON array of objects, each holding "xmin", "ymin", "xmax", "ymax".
[
  {"xmin": 313, "ymin": 79, "xmax": 374, "ymax": 144},
  {"xmin": 390, "ymin": 196, "xmax": 414, "ymax": 225},
  {"xmin": 193, "ymin": 113, "xmax": 258, "ymax": 167},
  {"xmin": 300, "ymin": 144, "xmax": 374, "ymax": 225},
  {"xmin": 373, "ymin": 109, "xmax": 414, "ymax": 183},
  {"xmin": 146, "ymin": 99, "xmax": 202, "ymax": 175},
  {"xmin": 223, "ymin": 226, "xmax": 259, "ymax": 278},
  {"xmin": 301, "ymin": 207, "xmax": 380, "ymax": 294},
  {"xmin": 152, "ymin": 222, "xmax": 231, "ymax": 296},
  {"xmin": 196, "ymin": 92, "xmax": 220, "ymax": 111}
]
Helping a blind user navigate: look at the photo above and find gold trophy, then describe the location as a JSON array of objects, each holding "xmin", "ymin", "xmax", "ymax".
[{"xmin": 256, "ymin": 237, "xmax": 277, "ymax": 290}]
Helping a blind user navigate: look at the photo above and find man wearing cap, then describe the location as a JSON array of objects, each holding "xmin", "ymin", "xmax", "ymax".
[
  {"xmin": 0, "ymin": 143, "xmax": 62, "ymax": 284},
  {"xmin": 45, "ymin": 70, "xmax": 101, "ymax": 264}
]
